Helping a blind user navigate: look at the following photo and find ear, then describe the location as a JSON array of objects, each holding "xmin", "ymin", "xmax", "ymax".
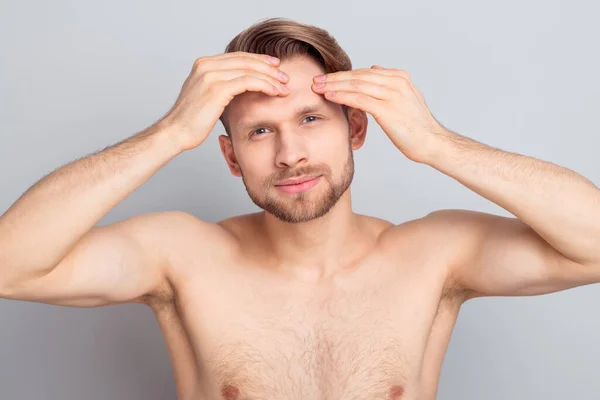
[
  {"xmin": 347, "ymin": 107, "xmax": 368, "ymax": 150},
  {"xmin": 218, "ymin": 134, "xmax": 242, "ymax": 177}
]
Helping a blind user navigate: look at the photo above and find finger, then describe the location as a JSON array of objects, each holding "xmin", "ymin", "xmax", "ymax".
[
  {"xmin": 316, "ymin": 69, "xmax": 390, "ymax": 86},
  {"xmin": 319, "ymin": 68, "xmax": 414, "ymax": 93},
  {"xmin": 213, "ymin": 56, "xmax": 289, "ymax": 83},
  {"xmin": 205, "ymin": 69, "xmax": 289, "ymax": 95},
  {"xmin": 370, "ymin": 68, "xmax": 426, "ymax": 104},
  {"xmin": 318, "ymin": 67, "xmax": 409, "ymax": 81},
  {"xmin": 367, "ymin": 67, "xmax": 425, "ymax": 103},
  {"xmin": 198, "ymin": 56, "xmax": 289, "ymax": 84},
  {"xmin": 371, "ymin": 65, "xmax": 402, "ymax": 73},
  {"xmin": 312, "ymin": 79, "xmax": 394, "ymax": 100},
  {"xmin": 204, "ymin": 51, "xmax": 279, "ymax": 66},
  {"xmin": 321, "ymin": 90, "xmax": 383, "ymax": 117},
  {"xmin": 314, "ymin": 68, "xmax": 410, "ymax": 94},
  {"xmin": 220, "ymin": 75, "xmax": 283, "ymax": 98}
]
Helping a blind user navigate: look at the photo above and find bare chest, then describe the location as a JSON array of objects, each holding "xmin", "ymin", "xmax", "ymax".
[{"xmin": 174, "ymin": 259, "xmax": 450, "ymax": 400}]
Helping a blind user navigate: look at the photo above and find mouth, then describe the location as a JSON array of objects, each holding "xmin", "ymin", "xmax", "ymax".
[
  {"xmin": 275, "ymin": 176, "xmax": 321, "ymax": 194},
  {"xmin": 276, "ymin": 175, "xmax": 320, "ymax": 186}
]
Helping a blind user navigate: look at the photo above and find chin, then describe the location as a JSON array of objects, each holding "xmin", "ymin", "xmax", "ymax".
[
  {"xmin": 265, "ymin": 193, "xmax": 341, "ymax": 224},
  {"xmin": 270, "ymin": 207, "xmax": 332, "ymax": 224}
]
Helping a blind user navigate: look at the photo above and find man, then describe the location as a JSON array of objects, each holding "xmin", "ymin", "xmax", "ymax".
[{"xmin": 1, "ymin": 17, "xmax": 599, "ymax": 400}]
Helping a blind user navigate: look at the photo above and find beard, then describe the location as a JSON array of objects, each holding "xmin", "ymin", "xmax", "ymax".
[{"xmin": 240, "ymin": 145, "xmax": 355, "ymax": 224}]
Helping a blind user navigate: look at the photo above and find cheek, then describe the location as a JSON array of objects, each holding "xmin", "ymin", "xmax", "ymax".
[
  {"xmin": 312, "ymin": 132, "xmax": 350, "ymax": 159},
  {"xmin": 238, "ymin": 157, "xmax": 272, "ymax": 184}
]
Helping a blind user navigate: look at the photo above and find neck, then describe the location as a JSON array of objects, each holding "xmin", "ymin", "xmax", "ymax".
[{"xmin": 257, "ymin": 189, "xmax": 367, "ymax": 280}]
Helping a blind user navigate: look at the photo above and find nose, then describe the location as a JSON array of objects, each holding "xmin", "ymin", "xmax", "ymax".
[{"xmin": 274, "ymin": 130, "xmax": 309, "ymax": 169}]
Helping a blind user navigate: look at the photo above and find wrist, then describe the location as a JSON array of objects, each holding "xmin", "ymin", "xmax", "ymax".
[
  {"xmin": 152, "ymin": 118, "xmax": 190, "ymax": 154},
  {"xmin": 424, "ymin": 126, "xmax": 482, "ymax": 169},
  {"xmin": 416, "ymin": 126, "xmax": 454, "ymax": 166}
]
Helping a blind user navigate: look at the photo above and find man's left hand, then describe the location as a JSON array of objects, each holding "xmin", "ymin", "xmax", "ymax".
[{"xmin": 312, "ymin": 65, "xmax": 446, "ymax": 163}]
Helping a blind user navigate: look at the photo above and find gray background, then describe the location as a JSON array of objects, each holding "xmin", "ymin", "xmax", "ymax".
[{"xmin": 1, "ymin": 0, "xmax": 599, "ymax": 399}]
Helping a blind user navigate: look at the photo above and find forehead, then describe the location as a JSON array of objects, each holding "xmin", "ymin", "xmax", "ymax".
[{"xmin": 226, "ymin": 56, "xmax": 332, "ymax": 132}]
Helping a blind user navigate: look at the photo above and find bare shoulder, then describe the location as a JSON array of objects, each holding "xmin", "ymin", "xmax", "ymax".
[
  {"xmin": 137, "ymin": 210, "xmax": 237, "ymax": 249},
  {"xmin": 375, "ymin": 212, "xmax": 435, "ymax": 248},
  {"xmin": 376, "ymin": 209, "xmax": 489, "ymax": 299},
  {"xmin": 154, "ymin": 210, "xmax": 241, "ymax": 260},
  {"xmin": 379, "ymin": 208, "xmax": 495, "ymax": 249},
  {"xmin": 134, "ymin": 210, "xmax": 240, "ymax": 303}
]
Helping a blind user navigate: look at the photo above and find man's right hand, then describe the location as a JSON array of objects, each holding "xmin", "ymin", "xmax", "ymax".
[{"xmin": 161, "ymin": 51, "xmax": 291, "ymax": 150}]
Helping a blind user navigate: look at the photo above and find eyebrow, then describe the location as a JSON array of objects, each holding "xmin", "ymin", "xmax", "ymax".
[{"xmin": 235, "ymin": 103, "xmax": 327, "ymax": 132}]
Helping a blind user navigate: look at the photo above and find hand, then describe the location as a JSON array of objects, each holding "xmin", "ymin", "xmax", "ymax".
[
  {"xmin": 160, "ymin": 51, "xmax": 291, "ymax": 151},
  {"xmin": 311, "ymin": 65, "xmax": 446, "ymax": 163}
]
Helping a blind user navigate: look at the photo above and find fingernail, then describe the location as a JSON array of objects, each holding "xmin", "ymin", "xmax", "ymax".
[
  {"xmin": 279, "ymin": 70, "xmax": 289, "ymax": 80},
  {"xmin": 314, "ymin": 74, "xmax": 326, "ymax": 82}
]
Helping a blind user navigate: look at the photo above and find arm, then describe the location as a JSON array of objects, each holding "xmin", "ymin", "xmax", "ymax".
[
  {"xmin": 1, "ymin": 211, "xmax": 199, "ymax": 307},
  {"xmin": 310, "ymin": 64, "xmax": 600, "ymax": 297},
  {"xmin": 423, "ymin": 129, "xmax": 600, "ymax": 299},
  {"xmin": 0, "ymin": 121, "xmax": 184, "ymax": 306},
  {"xmin": 0, "ymin": 52, "xmax": 289, "ymax": 305},
  {"xmin": 0, "ymin": 51, "xmax": 291, "ymax": 307}
]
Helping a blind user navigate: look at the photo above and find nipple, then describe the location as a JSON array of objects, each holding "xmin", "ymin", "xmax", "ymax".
[
  {"xmin": 389, "ymin": 385, "xmax": 405, "ymax": 399},
  {"xmin": 221, "ymin": 384, "xmax": 240, "ymax": 400}
]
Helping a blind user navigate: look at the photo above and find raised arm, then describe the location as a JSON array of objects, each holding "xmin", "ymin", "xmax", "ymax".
[
  {"xmin": 0, "ymin": 51, "xmax": 291, "ymax": 307},
  {"xmin": 0, "ymin": 123, "xmax": 183, "ymax": 306}
]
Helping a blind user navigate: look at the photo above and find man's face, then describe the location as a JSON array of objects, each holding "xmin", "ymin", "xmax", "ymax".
[{"xmin": 222, "ymin": 56, "xmax": 358, "ymax": 224}]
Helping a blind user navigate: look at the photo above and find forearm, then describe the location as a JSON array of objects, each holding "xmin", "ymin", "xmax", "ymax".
[
  {"xmin": 425, "ymin": 128, "xmax": 600, "ymax": 267},
  {"xmin": 0, "ymin": 121, "xmax": 183, "ymax": 284}
]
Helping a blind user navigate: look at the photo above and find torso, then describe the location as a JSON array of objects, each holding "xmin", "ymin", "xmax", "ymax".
[{"xmin": 144, "ymin": 212, "xmax": 468, "ymax": 400}]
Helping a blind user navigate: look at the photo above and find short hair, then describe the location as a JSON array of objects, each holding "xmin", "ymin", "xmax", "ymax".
[{"xmin": 219, "ymin": 17, "xmax": 352, "ymax": 136}]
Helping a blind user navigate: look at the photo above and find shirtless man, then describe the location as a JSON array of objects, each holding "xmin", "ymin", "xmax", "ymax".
[{"xmin": 1, "ymin": 18, "xmax": 599, "ymax": 400}]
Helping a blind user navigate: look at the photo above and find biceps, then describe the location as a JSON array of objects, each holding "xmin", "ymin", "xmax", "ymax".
[
  {"xmin": 460, "ymin": 221, "xmax": 565, "ymax": 297},
  {"xmin": 5, "ymin": 218, "xmax": 167, "ymax": 307},
  {"xmin": 437, "ymin": 211, "xmax": 600, "ymax": 299}
]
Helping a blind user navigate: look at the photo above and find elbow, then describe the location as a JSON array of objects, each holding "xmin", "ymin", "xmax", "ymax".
[
  {"xmin": 0, "ymin": 255, "xmax": 17, "ymax": 299},
  {"xmin": 0, "ymin": 271, "xmax": 17, "ymax": 300},
  {"xmin": 0, "ymin": 248, "xmax": 58, "ymax": 301},
  {"xmin": 0, "ymin": 259, "xmax": 19, "ymax": 300},
  {"xmin": 0, "ymin": 261, "xmax": 43, "ymax": 301},
  {"xmin": 0, "ymin": 247, "xmax": 20, "ymax": 299},
  {"xmin": 0, "ymin": 256, "xmax": 12, "ymax": 299}
]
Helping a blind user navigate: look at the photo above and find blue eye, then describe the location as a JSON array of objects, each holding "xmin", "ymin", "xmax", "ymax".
[
  {"xmin": 251, "ymin": 128, "xmax": 269, "ymax": 136},
  {"xmin": 250, "ymin": 116, "xmax": 320, "ymax": 137}
]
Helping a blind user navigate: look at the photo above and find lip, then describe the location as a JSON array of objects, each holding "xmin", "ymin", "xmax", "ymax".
[
  {"xmin": 275, "ymin": 176, "xmax": 321, "ymax": 194},
  {"xmin": 275, "ymin": 175, "xmax": 321, "ymax": 186}
]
